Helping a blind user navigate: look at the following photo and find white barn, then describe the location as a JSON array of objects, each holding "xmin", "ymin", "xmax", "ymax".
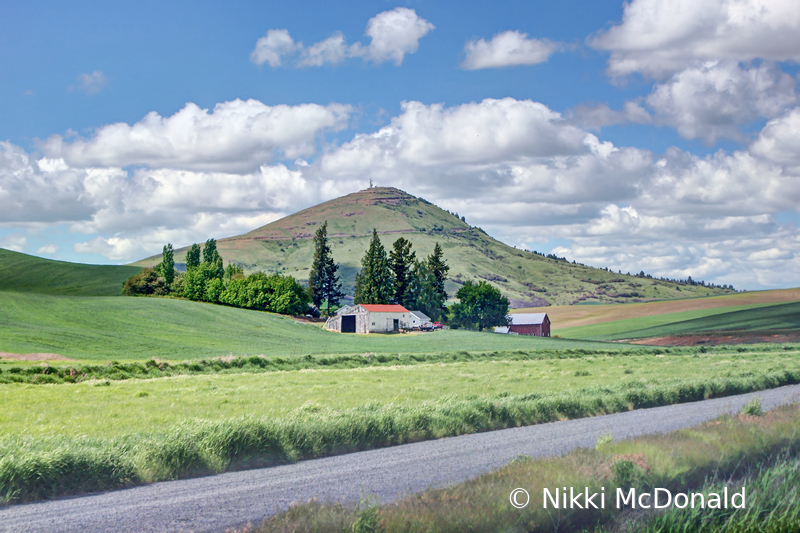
[{"xmin": 325, "ymin": 304, "xmax": 410, "ymax": 333}]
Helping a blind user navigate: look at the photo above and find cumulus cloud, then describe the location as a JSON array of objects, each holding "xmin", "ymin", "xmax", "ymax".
[
  {"xmin": 45, "ymin": 99, "xmax": 351, "ymax": 173},
  {"xmin": 569, "ymin": 101, "xmax": 652, "ymax": 130},
  {"xmin": 71, "ymin": 71, "xmax": 107, "ymax": 95},
  {"xmin": 0, "ymin": 233, "xmax": 27, "ymax": 252},
  {"xmin": 570, "ymin": 62, "xmax": 797, "ymax": 144},
  {"xmin": 36, "ymin": 244, "xmax": 58, "ymax": 254},
  {"xmin": 644, "ymin": 61, "xmax": 797, "ymax": 143},
  {"xmin": 750, "ymin": 107, "xmax": 800, "ymax": 167},
  {"xmin": 350, "ymin": 7, "xmax": 435, "ymax": 65},
  {"xmin": 250, "ymin": 29, "xmax": 300, "ymax": 67},
  {"xmin": 591, "ymin": 0, "xmax": 800, "ymax": 78},
  {"xmin": 250, "ymin": 8, "xmax": 433, "ymax": 68},
  {"xmin": 461, "ymin": 31, "xmax": 559, "ymax": 70},
  {"xmin": 298, "ymin": 32, "xmax": 349, "ymax": 67}
]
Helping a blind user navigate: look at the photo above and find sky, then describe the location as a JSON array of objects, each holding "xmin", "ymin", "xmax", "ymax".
[{"xmin": 1, "ymin": 0, "xmax": 799, "ymax": 291}]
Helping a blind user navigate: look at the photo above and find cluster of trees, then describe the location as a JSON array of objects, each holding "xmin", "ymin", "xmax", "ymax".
[
  {"xmin": 123, "ymin": 239, "xmax": 309, "ymax": 315},
  {"xmin": 449, "ymin": 280, "xmax": 510, "ymax": 331},
  {"xmin": 353, "ymin": 230, "xmax": 450, "ymax": 321}
]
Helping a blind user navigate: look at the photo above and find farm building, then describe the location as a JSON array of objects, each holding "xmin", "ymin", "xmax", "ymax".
[
  {"xmin": 325, "ymin": 304, "xmax": 410, "ymax": 333},
  {"xmin": 495, "ymin": 313, "xmax": 551, "ymax": 337},
  {"xmin": 409, "ymin": 310, "xmax": 432, "ymax": 330}
]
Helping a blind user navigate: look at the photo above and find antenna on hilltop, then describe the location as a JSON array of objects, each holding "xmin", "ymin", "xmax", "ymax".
[{"xmin": 369, "ymin": 179, "xmax": 373, "ymax": 188}]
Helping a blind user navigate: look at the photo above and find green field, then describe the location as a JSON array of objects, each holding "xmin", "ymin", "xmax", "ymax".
[
  {"xmin": 0, "ymin": 291, "xmax": 624, "ymax": 362},
  {"xmin": 0, "ymin": 248, "xmax": 138, "ymax": 296},
  {"xmin": 2, "ymin": 347, "xmax": 797, "ymax": 439},
  {"xmin": 560, "ymin": 301, "xmax": 800, "ymax": 341}
]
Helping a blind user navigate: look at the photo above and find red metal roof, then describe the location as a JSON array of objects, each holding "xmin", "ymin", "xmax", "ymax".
[{"xmin": 360, "ymin": 304, "xmax": 409, "ymax": 313}]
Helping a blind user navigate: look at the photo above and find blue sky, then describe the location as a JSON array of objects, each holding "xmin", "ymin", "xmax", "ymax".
[{"xmin": 1, "ymin": 0, "xmax": 799, "ymax": 290}]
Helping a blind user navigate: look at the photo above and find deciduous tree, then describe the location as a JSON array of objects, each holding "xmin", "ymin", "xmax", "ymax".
[{"xmin": 450, "ymin": 280, "xmax": 509, "ymax": 331}]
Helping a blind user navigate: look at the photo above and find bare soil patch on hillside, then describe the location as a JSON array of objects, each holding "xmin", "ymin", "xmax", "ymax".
[
  {"xmin": 627, "ymin": 332, "xmax": 800, "ymax": 346},
  {"xmin": 537, "ymin": 288, "xmax": 800, "ymax": 330},
  {"xmin": 0, "ymin": 351, "xmax": 75, "ymax": 361}
]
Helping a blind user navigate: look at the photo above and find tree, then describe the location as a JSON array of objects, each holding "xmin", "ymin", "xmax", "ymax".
[
  {"xmin": 354, "ymin": 229, "xmax": 392, "ymax": 305},
  {"xmin": 389, "ymin": 237, "xmax": 416, "ymax": 306},
  {"xmin": 449, "ymin": 280, "xmax": 509, "ymax": 332},
  {"xmin": 122, "ymin": 268, "xmax": 169, "ymax": 296},
  {"xmin": 160, "ymin": 244, "xmax": 175, "ymax": 285},
  {"xmin": 405, "ymin": 259, "xmax": 446, "ymax": 321},
  {"xmin": 427, "ymin": 242, "xmax": 449, "ymax": 303},
  {"xmin": 186, "ymin": 244, "xmax": 201, "ymax": 270},
  {"xmin": 224, "ymin": 262, "xmax": 244, "ymax": 282},
  {"xmin": 308, "ymin": 221, "xmax": 344, "ymax": 315},
  {"xmin": 202, "ymin": 239, "xmax": 217, "ymax": 264}
]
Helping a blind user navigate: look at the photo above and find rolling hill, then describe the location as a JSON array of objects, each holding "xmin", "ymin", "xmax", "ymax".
[
  {"xmin": 134, "ymin": 187, "xmax": 735, "ymax": 307},
  {"xmin": 0, "ymin": 248, "xmax": 140, "ymax": 296}
]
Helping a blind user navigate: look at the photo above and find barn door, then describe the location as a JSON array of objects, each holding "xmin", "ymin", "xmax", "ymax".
[{"xmin": 342, "ymin": 315, "xmax": 356, "ymax": 333}]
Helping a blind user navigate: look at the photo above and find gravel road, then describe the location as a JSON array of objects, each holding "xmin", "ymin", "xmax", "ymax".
[{"xmin": 3, "ymin": 384, "xmax": 800, "ymax": 533}]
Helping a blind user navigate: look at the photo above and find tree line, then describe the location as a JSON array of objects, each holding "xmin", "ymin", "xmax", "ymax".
[
  {"xmin": 122, "ymin": 239, "xmax": 309, "ymax": 315},
  {"xmin": 123, "ymin": 221, "xmax": 510, "ymax": 329}
]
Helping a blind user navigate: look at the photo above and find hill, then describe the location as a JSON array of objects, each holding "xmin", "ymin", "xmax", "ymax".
[
  {"xmin": 133, "ymin": 187, "xmax": 736, "ymax": 307},
  {"xmin": 0, "ymin": 248, "xmax": 140, "ymax": 296}
]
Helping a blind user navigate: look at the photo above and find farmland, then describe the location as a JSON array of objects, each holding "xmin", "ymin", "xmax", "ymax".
[{"xmin": 555, "ymin": 300, "xmax": 800, "ymax": 342}]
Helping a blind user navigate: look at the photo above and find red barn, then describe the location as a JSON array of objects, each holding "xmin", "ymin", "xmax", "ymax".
[{"xmin": 506, "ymin": 313, "xmax": 551, "ymax": 336}]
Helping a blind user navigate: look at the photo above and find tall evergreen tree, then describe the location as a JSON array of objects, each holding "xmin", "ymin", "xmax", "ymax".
[
  {"xmin": 185, "ymin": 244, "xmax": 201, "ymax": 270},
  {"xmin": 389, "ymin": 237, "xmax": 415, "ymax": 306},
  {"xmin": 202, "ymin": 239, "xmax": 217, "ymax": 264},
  {"xmin": 308, "ymin": 221, "xmax": 344, "ymax": 315},
  {"xmin": 427, "ymin": 242, "xmax": 449, "ymax": 300},
  {"xmin": 161, "ymin": 243, "xmax": 175, "ymax": 285},
  {"xmin": 354, "ymin": 229, "xmax": 392, "ymax": 305},
  {"xmin": 405, "ymin": 259, "xmax": 445, "ymax": 321}
]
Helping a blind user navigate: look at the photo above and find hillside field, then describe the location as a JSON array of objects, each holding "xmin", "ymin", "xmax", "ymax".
[
  {"xmin": 558, "ymin": 301, "xmax": 800, "ymax": 342},
  {"xmin": 0, "ymin": 248, "xmax": 138, "ymax": 296},
  {"xmin": 132, "ymin": 188, "xmax": 736, "ymax": 307}
]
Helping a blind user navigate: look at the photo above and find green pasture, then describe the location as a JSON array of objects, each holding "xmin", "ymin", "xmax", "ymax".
[
  {"xmin": 0, "ymin": 248, "xmax": 138, "ymax": 296},
  {"xmin": 559, "ymin": 301, "xmax": 800, "ymax": 340},
  {"xmin": 2, "ymin": 348, "xmax": 797, "ymax": 439},
  {"xmin": 0, "ymin": 291, "xmax": 621, "ymax": 362}
]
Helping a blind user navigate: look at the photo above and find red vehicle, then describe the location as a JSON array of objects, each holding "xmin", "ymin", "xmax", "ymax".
[{"xmin": 432, "ymin": 322, "xmax": 443, "ymax": 330}]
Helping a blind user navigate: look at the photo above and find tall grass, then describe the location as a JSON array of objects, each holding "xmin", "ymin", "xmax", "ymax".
[
  {"xmin": 248, "ymin": 403, "xmax": 800, "ymax": 533},
  {"xmin": 3, "ymin": 369, "xmax": 800, "ymax": 505}
]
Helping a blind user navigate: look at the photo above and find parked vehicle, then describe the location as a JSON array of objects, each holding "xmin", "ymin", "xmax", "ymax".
[{"xmin": 432, "ymin": 322, "xmax": 443, "ymax": 330}]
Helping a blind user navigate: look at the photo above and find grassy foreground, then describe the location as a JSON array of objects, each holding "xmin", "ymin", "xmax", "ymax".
[
  {"xmin": 246, "ymin": 402, "xmax": 800, "ymax": 533},
  {"xmin": 1, "ymin": 346, "xmax": 798, "ymax": 439},
  {"xmin": 2, "ymin": 351, "xmax": 800, "ymax": 505}
]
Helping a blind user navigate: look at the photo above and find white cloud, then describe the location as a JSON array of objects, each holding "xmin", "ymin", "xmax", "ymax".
[
  {"xmin": 250, "ymin": 29, "xmax": 300, "ymax": 67},
  {"xmin": 350, "ymin": 8, "xmax": 435, "ymax": 65},
  {"xmin": 251, "ymin": 8, "xmax": 433, "ymax": 68},
  {"xmin": 750, "ymin": 107, "xmax": 800, "ymax": 167},
  {"xmin": 570, "ymin": 62, "xmax": 797, "ymax": 143},
  {"xmin": 46, "ymin": 99, "xmax": 351, "ymax": 173},
  {"xmin": 319, "ymin": 98, "xmax": 591, "ymax": 178},
  {"xmin": 461, "ymin": 31, "xmax": 558, "ymax": 70},
  {"xmin": 591, "ymin": 0, "xmax": 800, "ymax": 78},
  {"xmin": 298, "ymin": 32, "xmax": 348, "ymax": 67},
  {"xmin": 569, "ymin": 101, "xmax": 652, "ymax": 130},
  {"xmin": 644, "ymin": 61, "xmax": 797, "ymax": 143},
  {"xmin": 36, "ymin": 244, "xmax": 58, "ymax": 254},
  {"xmin": 0, "ymin": 233, "xmax": 27, "ymax": 252},
  {"xmin": 71, "ymin": 71, "xmax": 107, "ymax": 95}
]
